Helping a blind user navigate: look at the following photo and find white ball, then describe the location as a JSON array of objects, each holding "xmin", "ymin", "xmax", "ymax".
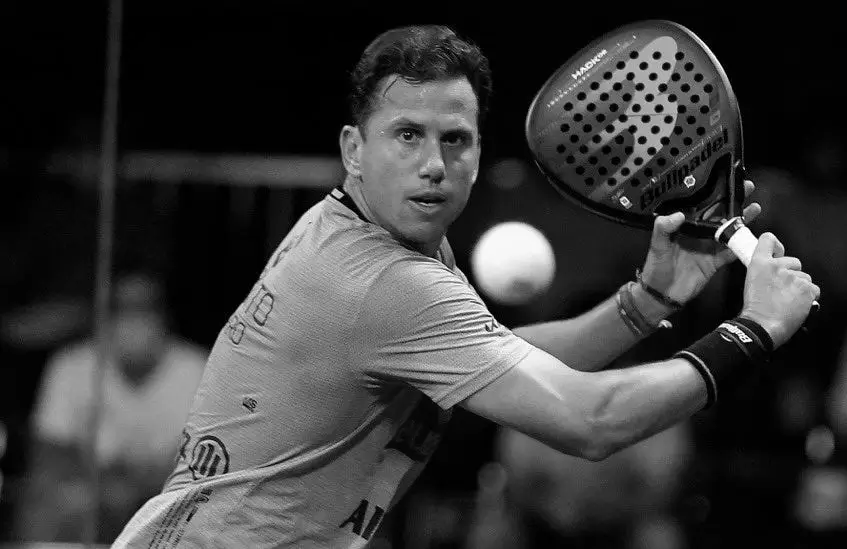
[{"xmin": 471, "ymin": 221, "xmax": 556, "ymax": 305}]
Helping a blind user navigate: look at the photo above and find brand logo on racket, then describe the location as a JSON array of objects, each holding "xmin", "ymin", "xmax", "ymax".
[
  {"xmin": 639, "ymin": 128, "xmax": 729, "ymax": 210},
  {"xmin": 571, "ymin": 49, "xmax": 608, "ymax": 80}
]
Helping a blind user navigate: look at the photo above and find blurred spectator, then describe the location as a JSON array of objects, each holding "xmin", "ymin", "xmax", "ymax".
[{"xmin": 11, "ymin": 270, "xmax": 206, "ymax": 543}]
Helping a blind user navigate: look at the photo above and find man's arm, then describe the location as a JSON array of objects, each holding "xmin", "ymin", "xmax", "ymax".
[
  {"xmin": 464, "ymin": 232, "xmax": 820, "ymax": 462},
  {"xmin": 513, "ymin": 282, "xmax": 674, "ymax": 372},
  {"xmin": 460, "ymin": 345, "xmax": 707, "ymax": 461},
  {"xmin": 513, "ymin": 193, "xmax": 759, "ymax": 373}
]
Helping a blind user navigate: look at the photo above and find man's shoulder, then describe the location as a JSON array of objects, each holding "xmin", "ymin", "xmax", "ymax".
[
  {"xmin": 43, "ymin": 339, "xmax": 98, "ymax": 377},
  {"xmin": 304, "ymin": 198, "xmax": 456, "ymax": 289},
  {"xmin": 35, "ymin": 340, "xmax": 99, "ymax": 412},
  {"xmin": 267, "ymin": 197, "xmax": 466, "ymax": 319}
]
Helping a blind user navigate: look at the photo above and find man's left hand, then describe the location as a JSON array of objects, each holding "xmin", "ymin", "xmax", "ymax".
[{"xmin": 639, "ymin": 179, "xmax": 762, "ymax": 307}]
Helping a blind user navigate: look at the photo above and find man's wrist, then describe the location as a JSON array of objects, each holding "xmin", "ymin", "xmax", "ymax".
[
  {"xmin": 630, "ymin": 281, "xmax": 677, "ymax": 327},
  {"xmin": 616, "ymin": 282, "xmax": 673, "ymax": 338},
  {"xmin": 674, "ymin": 315, "xmax": 773, "ymax": 409},
  {"xmin": 738, "ymin": 310, "xmax": 783, "ymax": 348}
]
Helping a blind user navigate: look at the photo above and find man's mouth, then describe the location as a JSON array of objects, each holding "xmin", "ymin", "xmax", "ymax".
[
  {"xmin": 409, "ymin": 192, "xmax": 448, "ymax": 206},
  {"xmin": 411, "ymin": 197, "xmax": 446, "ymax": 205}
]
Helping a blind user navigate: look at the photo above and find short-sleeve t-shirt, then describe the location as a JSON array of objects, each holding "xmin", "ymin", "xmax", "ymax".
[{"xmin": 112, "ymin": 187, "xmax": 534, "ymax": 548}]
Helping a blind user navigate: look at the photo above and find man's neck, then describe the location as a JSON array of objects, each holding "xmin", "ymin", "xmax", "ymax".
[
  {"xmin": 340, "ymin": 176, "xmax": 441, "ymax": 258},
  {"xmin": 341, "ymin": 176, "xmax": 378, "ymax": 225}
]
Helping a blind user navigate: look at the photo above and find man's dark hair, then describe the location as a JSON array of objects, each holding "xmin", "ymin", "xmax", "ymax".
[{"xmin": 348, "ymin": 25, "xmax": 493, "ymax": 132}]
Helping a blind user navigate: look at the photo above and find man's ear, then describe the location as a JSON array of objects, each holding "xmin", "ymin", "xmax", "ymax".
[{"xmin": 340, "ymin": 125, "xmax": 363, "ymax": 178}]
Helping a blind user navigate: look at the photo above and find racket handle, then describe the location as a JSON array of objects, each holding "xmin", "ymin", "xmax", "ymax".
[
  {"xmin": 715, "ymin": 217, "xmax": 820, "ymax": 322},
  {"xmin": 715, "ymin": 217, "xmax": 758, "ymax": 267}
]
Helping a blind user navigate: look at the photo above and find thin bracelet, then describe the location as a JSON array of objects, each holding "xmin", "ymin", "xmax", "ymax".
[
  {"xmin": 616, "ymin": 285, "xmax": 646, "ymax": 337},
  {"xmin": 617, "ymin": 282, "xmax": 673, "ymax": 337},
  {"xmin": 635, "ymin": 269, "xmax": 685, "ymax": 310}
]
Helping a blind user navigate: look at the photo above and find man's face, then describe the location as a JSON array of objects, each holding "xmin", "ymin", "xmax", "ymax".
[
  {"xmin": 111, "ymin": 274, "xmax": 167, "ymax": 379},
  {"xmin": 353, "ymin": 76, "xmax": 481, "ymax": 254}
]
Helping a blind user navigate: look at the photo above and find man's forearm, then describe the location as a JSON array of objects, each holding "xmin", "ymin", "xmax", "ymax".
[
  {"xmin": 589, "ymin": 357, "xmax": 707, "ymax": 458},
  {"xmin": 513, "ymin": 284, "xmax": 676, "ymax": 372}
]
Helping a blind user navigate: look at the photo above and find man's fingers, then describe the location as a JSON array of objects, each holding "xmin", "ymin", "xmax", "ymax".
[
  {"xmin": 651, "ymin": 212, "xmax": 685, "ymax": 249},
  {"xmin": 792, "ymin": 271, "xmax": 812, "ymax": 282},
  {"xmin": 800, "ymin": 280, "xmax": 822, "ymax": 302},
  {"xmin": 774, "ymin": 256, "xmax": 802, "ymax": 271},
  {"xmin": 753, "ymin": 232, "xmax": 784, "ymax": 259},
  {"xmin": 655, "ymin": 212, "xmax": 685, "ymax": 235},
  {"xmin": 744, "ymin": 179, "xmax": 755, "ymax": 199},
  {"xmin": 742, "ymin": 202, "xmax": 762, "ymax": 224}
]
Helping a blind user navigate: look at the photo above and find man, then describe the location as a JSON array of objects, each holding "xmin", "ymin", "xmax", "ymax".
[
  {"xmin": 112, "ymin": 25, "xmax": 819, "ymax": 548},
  {"xmin": 15, "ymin": 270, "xmax": 206, "ymax": 542}
]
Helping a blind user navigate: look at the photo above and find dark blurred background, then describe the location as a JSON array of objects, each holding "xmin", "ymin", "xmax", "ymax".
[{"xmin": 3, "ymin": 2, "xmax": 847, "ymax": 547}]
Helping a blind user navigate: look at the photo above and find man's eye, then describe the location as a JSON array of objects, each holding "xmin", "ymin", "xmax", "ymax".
[
  {"xmin": 399, "ymin": 130, "xmax": 419, "ymax": 142},
  {"xmin": 443, "ymin": 133, "xmax": 466, "ymax": 147}
]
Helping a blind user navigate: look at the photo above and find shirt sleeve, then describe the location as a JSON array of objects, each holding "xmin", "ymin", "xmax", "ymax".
[{"xmin": 352, "ymin": 257, "xmax": 534, "ymax": 410}]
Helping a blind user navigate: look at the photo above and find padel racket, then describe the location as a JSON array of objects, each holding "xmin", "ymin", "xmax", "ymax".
[{"xmin": 525, "ymin": 19, "xmax": 819, "ymax": 312}]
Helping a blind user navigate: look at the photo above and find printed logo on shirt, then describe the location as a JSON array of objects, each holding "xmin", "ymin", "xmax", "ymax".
[
  {"xmin": 176, "ymin": 428, "xmax": 191, "ymax": 463},
  {"xmin": 484, "ymin": 317, "xmax": 500, "ymax": 333},
  {"xmin": 189, "ymin": 435, "xmax": 231, "ymax": 480},
  {"xmin": 339, "ymin": 498, "xmax": 386, "ymax": 541},
  {"xmin": 386, "ymin": 397, "xmax": 449, "ymax": 462},
  {"xmin": 242, "ymin": 396, "xmax": 258, "ymax": 413},
  {"xmin": 227, "ymin": 314, "xmax": 245, "ymax": 345},
  {"xmin": 149, "ymin": 486, "xmax": 214, "ymax": 548}
]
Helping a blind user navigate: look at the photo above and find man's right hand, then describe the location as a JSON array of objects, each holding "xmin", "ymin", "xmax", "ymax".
[{"xmin": 739, "ymin": 232, "xmax": 820, "ymax": 348}]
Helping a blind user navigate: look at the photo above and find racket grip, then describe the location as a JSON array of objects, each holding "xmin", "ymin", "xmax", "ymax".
[
  {"xmin": 715, "ymin": 217, "xmax": 820, "ymax": 318},
  {"xmin": 715, "ymin": 217, "xmax": 758, "ymax": 267}
]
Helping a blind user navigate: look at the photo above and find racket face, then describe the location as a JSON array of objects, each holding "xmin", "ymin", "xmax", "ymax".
[{"xmin": 526, "ymin": 20, "xmax": 744, "ymax": 237}]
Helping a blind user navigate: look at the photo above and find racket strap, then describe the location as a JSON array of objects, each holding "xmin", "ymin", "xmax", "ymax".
[{"xmin": 674, "ymin": 317, "xmax": 773, "ymax": 409}]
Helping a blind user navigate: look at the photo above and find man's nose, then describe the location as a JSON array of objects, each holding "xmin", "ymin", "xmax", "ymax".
[{"xmin": 419, "ymin": 139, "xmax": 446, "ymax": 182}]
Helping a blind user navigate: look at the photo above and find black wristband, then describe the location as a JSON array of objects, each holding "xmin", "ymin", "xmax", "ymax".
[
  {"xmin": 674, "ymin": 317, "xmax": 771, "ymax": 410},
  {"xmin": 731, "ymin": 316, "xmax": 775, "ymax": 353},
  {"xmin": 719, "ymin": 319, "xmax": 772, "ymax": 367}
]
